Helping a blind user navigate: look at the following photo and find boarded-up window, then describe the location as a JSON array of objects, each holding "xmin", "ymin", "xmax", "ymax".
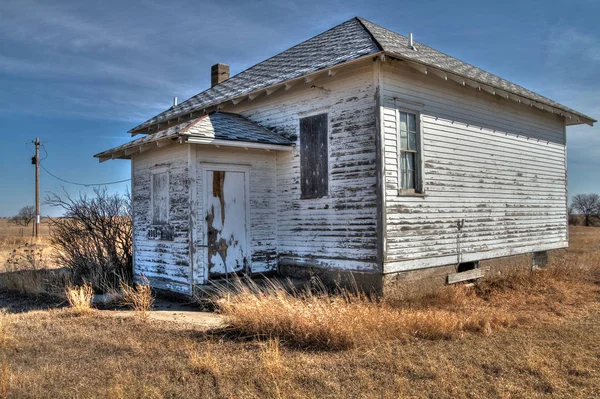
[
  {"xmin": 300, "ymin": 113, "xmax": 328, "ymax": 199},
  {"xmin": 152, "ymin": 171, "xmax": 169, "ymax": 224},
  {"xmin": 398, "ymin": 111, "xmax": 421, "ymax": 192}
]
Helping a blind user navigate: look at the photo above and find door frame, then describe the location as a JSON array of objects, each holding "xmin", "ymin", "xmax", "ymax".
[{"xmin": 199, "ymin": 163, "xmax": 251, "ymax": 282}]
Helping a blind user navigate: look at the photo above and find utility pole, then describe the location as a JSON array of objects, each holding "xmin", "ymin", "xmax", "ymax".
[{"xmin": 33, "ymin": 137, "xmax": 40, "ymax": 238}]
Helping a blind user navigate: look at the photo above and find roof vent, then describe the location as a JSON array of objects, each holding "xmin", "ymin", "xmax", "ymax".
[
  {"xmin": 211, "ymin": 63, "xmax": 230, "ymax": 87},
  {"xmin": 173, "ymin": 96, "xmax": 178, "ymax": 106},
  {"xmin": 408, "ymin": 33, "xmax": 416, "ymax": 50}
]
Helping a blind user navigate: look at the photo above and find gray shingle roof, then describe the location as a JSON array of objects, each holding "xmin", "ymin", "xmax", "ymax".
[
  {"xmin": 130, "ymin": 18, "xmax": 380, "ymax": 133},
  {"xmin": 95, "ymin": 112, "xmax": 293, "ymax": 159},
  {"xmin": 358, "ymin": 18, "xmax": 594, "ymax": 124},
  {"xmin": 129, "ymin": 17, "xmax": 593, "ymax": 133}
]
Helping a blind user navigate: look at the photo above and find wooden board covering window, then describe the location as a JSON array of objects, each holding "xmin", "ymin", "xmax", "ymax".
[
  {"xmin": 152, "ymin": 172, "xmax": 169, "ymax": 224},
  {"xmin": 300, "ymin": 113, "xmax": 328, "ymax": 199}
]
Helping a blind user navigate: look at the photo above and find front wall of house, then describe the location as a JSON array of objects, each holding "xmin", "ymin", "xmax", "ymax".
[
  {"xmin": 132, "ymin": 143, "xmax": 278, "ymax": 293},
  {"xmin": 222, "ymin": 60, "xmax": 380, "ymax": 271},
  {"xmin": 132, "ymin": 144, "xmax": 192, "ymax": 294},
  {"xmin": 381, "ymin": 60, "xmax": 568, "ymax": 273},
  {"xmin": 190, "ymin": 146, "xmax": 278, "ymax": 284}
]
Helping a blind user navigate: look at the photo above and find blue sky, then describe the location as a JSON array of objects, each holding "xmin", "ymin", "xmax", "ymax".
[{"xmin": 0, "ymin": 0, "xmax": 598, "ymax": 217}]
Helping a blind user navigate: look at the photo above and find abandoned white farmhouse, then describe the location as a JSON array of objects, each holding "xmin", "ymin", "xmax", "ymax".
[{"xmin": 96, "ymin": 17, "xmax": 595, "ymax": 295}]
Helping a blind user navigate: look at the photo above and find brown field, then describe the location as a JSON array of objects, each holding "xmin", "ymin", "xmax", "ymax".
[
  {"xmin": 0, "ymin": 226, "xmax": 599, "ymax": 398},
  {"xmin": 0, "ymin": 218, "xmax": 52, "ymax": 265}
]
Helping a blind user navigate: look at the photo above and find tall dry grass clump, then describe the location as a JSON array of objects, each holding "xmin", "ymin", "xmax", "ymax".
[
  {"xmin": 65, "ymin": 282, "xmax": 94, "ymax": 315},
  {"xmin": 120, "ymin": 278, "xmax": 154, "ymax": 320},
  {"xmin": 211, "ymin": 277, "xmax": 515, "ymax": 350}
]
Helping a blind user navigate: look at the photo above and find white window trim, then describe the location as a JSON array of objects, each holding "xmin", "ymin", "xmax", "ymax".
[
  {"xmin": 150, "ymin": 167, "xmax": 170, "ymax": 225},
  {"xmin": 396, "ymin": 108, "xmax": 425, "ymax": 196}
]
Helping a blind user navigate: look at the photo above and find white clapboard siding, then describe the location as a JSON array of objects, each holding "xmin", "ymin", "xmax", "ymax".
[
  {"xmin": 132, "ymin": 144, "xmax": 193, "ymax": 294},
  {"xmin": 222, "ymin": 60, "xmax": 379, "ymax": 271},
  {"xmin": 133, "ymin": 143, "xmax": 278, "ymax": 292},
  {"xmin": 381, "ymin": 61, "xmax": 568, "ymax": 273}
]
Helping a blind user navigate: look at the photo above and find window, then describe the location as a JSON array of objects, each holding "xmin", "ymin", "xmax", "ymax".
[
  {"xmin": 398, "ymin": 111, "xmax": 420, "ymax": 192},
  {"xmin": 151, "ymin": 171, "xmax": 169, "ymax": 224},
  {"xmin": 300, "ymin": 113, "xmax": 328, "ymax": 199}
]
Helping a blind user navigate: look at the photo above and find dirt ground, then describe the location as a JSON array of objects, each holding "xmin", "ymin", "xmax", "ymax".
[{"xmin": 0, "ymin": 226, "xmax": 598, "ymax": 398}]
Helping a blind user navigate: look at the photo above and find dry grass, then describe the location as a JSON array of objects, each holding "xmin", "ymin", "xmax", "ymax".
[
  {"xmin": 212, "ymin": 276, "xmax": 517, "ymax": 349},
  {"xmin": 0, "ymin": 312, "xmax": 11, "ymax": 399},
  {"xmin": 64, "ymin": 283, "xmax": 94, "ymax": 315},
  {"xmin": 120, "ymin": 277, "xmax": 154, "ymax": 320},
  {"xmin": 0, "ymin": 226, "xmax": 599, "ymax": 398}
]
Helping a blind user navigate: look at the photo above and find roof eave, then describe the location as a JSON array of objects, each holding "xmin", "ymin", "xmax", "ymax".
[{"xmin": 382, "ymin": 52, "xmax": 595, "ymax": 126}]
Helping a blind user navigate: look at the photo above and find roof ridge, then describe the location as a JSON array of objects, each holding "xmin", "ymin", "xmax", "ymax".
[
  {"xmin": 177, "ymin": 113, "xmax": 209, "ymax": 135},
  {"xmin": 355, "ymin": 17, "xmax": 384, "ymax": 51}
]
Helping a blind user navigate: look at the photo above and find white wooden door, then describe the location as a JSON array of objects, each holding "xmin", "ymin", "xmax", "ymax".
[{"xmin": 205, "ymin": 169, "xmax": 248, "ymax": 278}]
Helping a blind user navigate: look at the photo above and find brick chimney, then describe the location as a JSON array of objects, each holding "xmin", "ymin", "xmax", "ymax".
[{"xmin": 211, "ymin": 63, "xmax": 230, "ymax": 87}]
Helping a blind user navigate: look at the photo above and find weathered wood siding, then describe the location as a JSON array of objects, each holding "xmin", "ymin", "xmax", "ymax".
[
  {"xmin": 221, "ymin": 60, "xmax": 379, "ymax": 271},
  {"xmin": 380, "ymin": 60, "xmax": 568, "ymax": 273},
  {"xmin": 132, "ymin": 144, "xmax": 192, "ymax": 294},
  {"xmin": 191, "ymin": 146, "xmax": 278, "ymax": 284}
]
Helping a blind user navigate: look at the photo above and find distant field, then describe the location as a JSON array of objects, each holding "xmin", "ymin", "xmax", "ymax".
[
  {"xmin": 0, "ymin": 218, "xmax": 54, "ymax": 270},
  {"xmin": 0, "ymin": 218, "xmax": 51, "ymax": 238}
]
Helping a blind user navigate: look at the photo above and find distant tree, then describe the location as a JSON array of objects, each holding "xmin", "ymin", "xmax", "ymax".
[
  {"xmin": 10, "ymin": 205, "xmax": 36, "ymax": 226},
  {"xmin": 571, "ymin": 194, "xmax": 600, "ymax": 227}
]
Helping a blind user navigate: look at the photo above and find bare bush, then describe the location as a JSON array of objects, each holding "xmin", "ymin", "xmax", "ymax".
[
  {"xmin": 45, "ymin": 188, "xmax": 132, "ymax": 290},
  {"xmin": 9, "ymin": 206, "xmax": 35, "ymax": 227}
]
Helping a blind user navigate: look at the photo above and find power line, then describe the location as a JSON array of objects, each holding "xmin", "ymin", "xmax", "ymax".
[
  {"xmin": 37, "ymin": 143, "xmax": 131, "ymax": 187},
  {"xmin": 40, "ymin": 143, "xmax": 48, "ymax": 161},
  {"xmin": 40, "ymin": 162, "xmax": 131, "ymax": 187}
]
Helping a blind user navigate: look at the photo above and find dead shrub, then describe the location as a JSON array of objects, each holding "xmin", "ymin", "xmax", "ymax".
[
  {"xmin": 45, "ymin": 188, "xmax": 132, "ymax": 290},
  {"xmin": 120, "ymin": 277, "xmax": 154, "ymax": 320},
  {"xmin": 64, "ymin": 283, "xmax": 94, "ymax": 315}
]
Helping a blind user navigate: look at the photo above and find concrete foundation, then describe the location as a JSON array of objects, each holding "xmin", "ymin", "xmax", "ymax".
[
  {"xmin": 382, "ymin": 251, "xmax": 553, "ymax": 297},
  {"xmin": 278, "ymin": 264, "xmax": 383, "ymax": 294},
  {"xmin": 276, "ymin": 250, "xmax": 554, "ymax": 297}
]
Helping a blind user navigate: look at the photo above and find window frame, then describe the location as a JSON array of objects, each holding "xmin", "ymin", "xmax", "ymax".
[
  {"xmin": 396, "ymin": 109, "xmax": 424, "ymax": 196},
  {"xmin": 150, "ymin": 167, "xmax": 170, "ymax": 225},
  {"xmin": 299, "ymin": 112, "xmax": 330, "ymax": 200}
]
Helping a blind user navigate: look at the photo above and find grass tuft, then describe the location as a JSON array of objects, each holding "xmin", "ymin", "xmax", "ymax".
[
  {"xmin": 64, "ymin": 282, "xmax": 94, "ymax": 315},
  {"xmin": 120, "ymin": 277, "xmax": 154, "ymax": 320},
  {"xmin": 186, "ymin": 341, "xmax": 220, "ymax": 376}
]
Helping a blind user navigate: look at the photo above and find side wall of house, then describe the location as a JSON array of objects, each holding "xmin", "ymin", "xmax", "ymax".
[
  {"xmin": 221, "ymin": 59, "xmax": 380, "ymax": 272},
  {"xmin": 131, "ymin": 144, "xmax": 192, "ymax": 294},
  {"xmin": 381, "ymin": 60, "xmax": 568, "ymax": 273}
]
